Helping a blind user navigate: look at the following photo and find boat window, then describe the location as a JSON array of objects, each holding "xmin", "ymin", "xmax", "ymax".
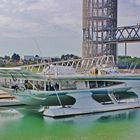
[
  {"xmin": 46, "ymin": 82, "xmax": 55, "ymax": 91},
  {"xmin": 85, "ymin": 81, "xmax": 88, "ymax": 88},
  {"xmin": 54, "ymin": 83, "xmax": 59, "ymax": 90},
  {"xmin": 89, "ymin": 81, "xmax": 124, "ymax": 89},
  {"xmin": 89, "ymin": 81, "xmax": 97, "ymax": 88},
  {"xmin": 97, "ymin": 81, "xmax": 106, "ymax": 87},
  {"xmin": 61, "ymin": 81, "xmax": 76, "ymax": 90}
]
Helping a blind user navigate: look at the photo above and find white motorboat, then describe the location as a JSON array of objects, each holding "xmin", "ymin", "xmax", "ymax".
[{"xmin": 0, "ymin": 56, "xmax": 140, "ymax": 117}]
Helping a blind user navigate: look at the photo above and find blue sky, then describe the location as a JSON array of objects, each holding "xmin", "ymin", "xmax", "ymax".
[{"xmin": 0, "ymin": 0, "xmax": 140, "ymax": 58}]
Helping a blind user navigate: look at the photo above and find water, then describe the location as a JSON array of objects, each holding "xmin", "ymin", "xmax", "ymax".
[{"xmin": 0, "ymin": 106, "xmax": 140, "ymax": 140}]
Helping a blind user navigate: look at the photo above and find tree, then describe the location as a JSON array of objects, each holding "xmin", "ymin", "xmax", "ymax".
[
  {"xmin": 60, "ymin": 54, "xmax": 80, "ymax": 61},
  {"xmin": 35, "ymin": 55, "xmax": 39, "ymax": 58},
  {"xmin": 118, "ymin": 56, "xmax": 140, "ymax": 69},
  {"xmin": 4, "ymin": 56, "xmax": 10, "ymax": 60},
  {"xmin": 11, "ymin": 53, "xmax": 20, "ymax": 62},
  {"xmin": 61, "ymin": 55, "xmax": 65, "ymax": 60}
]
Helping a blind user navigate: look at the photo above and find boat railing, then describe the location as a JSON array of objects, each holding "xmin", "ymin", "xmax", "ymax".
[
  {"xmin": 20, "ymin": 55, "xmax": 116, "ymax": 75},
  {"xmin": 129, "ymin": 63, "xmax": 137, "ymax": 74}
]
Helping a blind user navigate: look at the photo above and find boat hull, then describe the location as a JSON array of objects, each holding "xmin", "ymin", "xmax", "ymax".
[{"xmin": 43, "ymin": 100, "xmax": 140, "ymax": 118}]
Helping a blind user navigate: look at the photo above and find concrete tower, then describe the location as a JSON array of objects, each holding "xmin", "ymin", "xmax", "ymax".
[{"xmin": 82, "ymin": 0, "xmax": 117, "ymax": 60}]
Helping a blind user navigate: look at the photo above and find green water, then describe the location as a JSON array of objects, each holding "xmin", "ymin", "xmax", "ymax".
[{"xmin": 0, "ymin": 107, "xmax": 140, "ymax": 140}]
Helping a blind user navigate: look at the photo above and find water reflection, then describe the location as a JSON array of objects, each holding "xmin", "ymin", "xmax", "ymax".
[
  {"xmin": 0, "ymin": 107, "xmax": 140, "ymax": 140},
  {"xmin": 14, "ymin": 106, "xmax": 43, "ymax": 117},
  {"xmin": 0, "ymin": 107, "xmax": 23, "ymax": 127},
  {"xmin": 44, "ymin": 109, "xmax": 140, "ymax": 125},
  {"xmin": 98, "ymin": 110, "xmax": 137, "ymax": 122},
  {"xmin": 0, "ymin": 106, "xmax": 139, "ymax": 125}
]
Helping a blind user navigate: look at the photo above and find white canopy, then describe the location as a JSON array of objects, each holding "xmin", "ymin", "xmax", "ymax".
[{"xmin": 42, "ymin": 64, "xmax": 76, "ymax": 76}]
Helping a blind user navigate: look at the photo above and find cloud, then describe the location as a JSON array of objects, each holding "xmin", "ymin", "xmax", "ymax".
[
  {"xmin": 0, "ymin": 0, "xmax": 43, "ymax": 37},
  {"xmin": 0, "ymin": 0, "xmax": 81, "ymax": 38},
  {"xmin": 0, "ymin": 0, "xmax": 140, "ymax": 57},
  {"xmin": 118, "ymin": 0, "xmax": 140, "ymax": 26},
  {"xmin": 0, "ymin": 0, "xmax": 140, "ymax": 38},
  {"xmin": 129, "ymin": 0, "xmax": 140, "ymax": 6}
]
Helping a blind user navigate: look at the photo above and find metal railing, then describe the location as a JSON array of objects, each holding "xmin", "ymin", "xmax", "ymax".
[{"xmin": 20, "ymin": 55, "xmax": 115, "ymax": 74}]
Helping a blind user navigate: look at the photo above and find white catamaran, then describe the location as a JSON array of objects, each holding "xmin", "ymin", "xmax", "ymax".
[{"xmin": 0, "ymin": 55, "xmax": 140, "ymax": 118}]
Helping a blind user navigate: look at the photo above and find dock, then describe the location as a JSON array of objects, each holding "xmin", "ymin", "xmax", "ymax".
[{"xmin": 0, "ymin": 90, "xmax": 23, "ymax": 107}]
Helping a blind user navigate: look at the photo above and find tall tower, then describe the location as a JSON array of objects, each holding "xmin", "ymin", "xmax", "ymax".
[{"xmin": 82, "ymin": 0, "xmax": 117, "ymax": 60}]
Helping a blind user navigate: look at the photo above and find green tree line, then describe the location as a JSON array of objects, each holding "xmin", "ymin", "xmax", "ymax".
[{"xmin": 118, "ymin": 56, "xmax": 140, "ymax": 69}]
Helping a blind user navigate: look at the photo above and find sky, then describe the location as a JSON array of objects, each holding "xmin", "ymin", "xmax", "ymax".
[{"xmin": 0, "ymin": 0, "xmax": 140, "ymax": 58}]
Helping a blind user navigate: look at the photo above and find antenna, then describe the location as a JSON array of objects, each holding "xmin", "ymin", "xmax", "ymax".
[{"xmin": 33, "ymin": 38, "xmax": 44, "ymax": 63}]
